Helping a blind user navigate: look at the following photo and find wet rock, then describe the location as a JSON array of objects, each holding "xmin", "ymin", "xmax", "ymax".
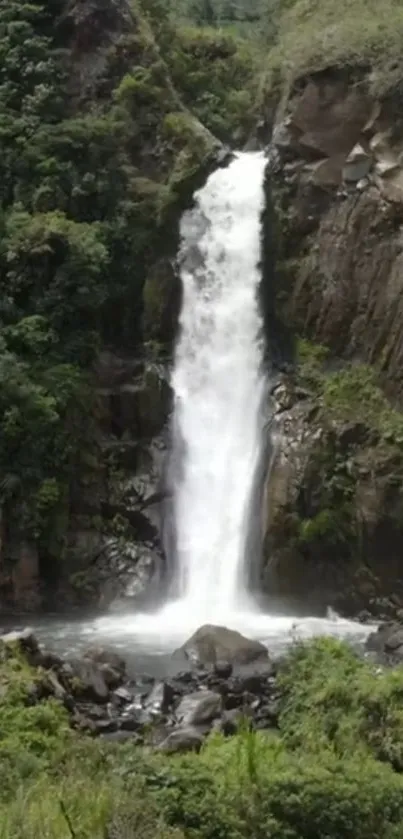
[
  {"xmin": 343, "ymin": 144, "xmax": 371, "ymax": 182},
  {"xmin": 113, "ymin": 686, "xmax": 133, "ymax": 704},
  {"xmin": 385, "ymin": 629, "xmax": 403, "ymax": 651},
  {"xmin": 178, "ymin": 625, "xmax": 269, "ymax": 667},
  {"xmin": 214, "ymin": 660, "xmax": 233, "ymax": 679},
  {"xmin": 219, "ymin": 708, "xmax": 244, "ymax": 736},
  {"xmin": 0, "ymin": 628, "xmax": 39, "ymax": 655},
  {"xmin": 120, "ymin": 714, "xmax": 142, "ymax": 732},
  {"xmin": 120, "ymin": 700, "xmax": 143, "ymax": 731},
  {"xmin": 159, "ymin": 726, "xmax": 205, "ymax": 754},
  {"xmin": 67, "ymin": 658, "xmax": 110, "ymax": 703},
  {"xmin": 175, "ymin": 690, "xmax": 222, "ymax": 727},
  {"xmin": 101, "ymin": 730, "xmax": 143, "ymax": 743},
  {"xmin": 145, "ymin": 681, "xmax": 175, "ymax": 715},
  {"xmin": 32, "ymin": 648, "xmax": 63, "ymax": 670},
  {"xmin": 99, "ymin": 664, "xmax": 123, "ymax": 689},
  {"xmin": 366, "ymin": 624, "xmax": 403, "ymax": 660},
  {"xmin": 92, "ymin": 718, "xmax": 119, "ymax": 735},
  {"xmin": 83, "ymin": 645, "xmax": 126, "ymax": 677},
  {"xmin": 45, "ymin": 670, "xmax": 68, "ymax": 702}
]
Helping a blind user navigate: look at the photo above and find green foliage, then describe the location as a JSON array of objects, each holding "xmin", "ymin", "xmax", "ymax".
[
  {"xmin": 5, "ymin": 640, "xmax": 403, "ymax": 837},
  {"xmin": 0, "ymin": 0, "xmax": 228, "ymax": 559},
  {"xmin": 278, "ymin": 637, "xmax": 403, "ymax": 771},
  {"xmin": 296, "ymin": 338, "xmax": 329, "ymax": 384},
  {"xmin": 0, "ymin": 643, "xmax": 71, "ymax": 799},
  {"xmin": 264, "ymin": 0, "xmax": 403, "ymax": 96},
  {"xmin": 321, "ymin": 366, "xmax": 403, "ymax": 446},
  {"xmin": 143, "ymin": 726, "xmax": 403, "ymax": 839},
  {"xmin": 298, "ymin": 507, "xmax": 349, "ymax": 545},
  {"xmin": 297, "ymin": 341, "xmax": 403, "ymax": 448},
  {"xmin": 166, "ymin": 26, "xmax": 261, "ymax": 141}
]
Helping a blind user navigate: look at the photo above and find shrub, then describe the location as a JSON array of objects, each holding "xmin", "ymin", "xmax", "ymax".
[
  {"xmin": 278, "ymin": 637, "xmax": 403, "ymax": 769},
  {"xmin": 265, "ymin": 0, "xmax": 403, "ymax": 97},
  {"xmin": 144, "ymin": 726, "xmax": 403, "ymax": 839}
]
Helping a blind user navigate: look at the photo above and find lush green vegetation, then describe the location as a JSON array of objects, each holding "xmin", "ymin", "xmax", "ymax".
[
  {"xmin": 0, "ymin": 0, "xmax": 264, "ymax": 572},
  {"xmin": 173, "ymin": 0, "xmax": 403, "ymax": 95},
  {"xmin": 265, "ymin": 0, "xmax": 403, "ymax": 95},
  {"xmin": 297, "ymin": 339, "xmax": 403, "ymax": 448},
  {"xmin": 3, "ymin": 0, "xmax": 403, "ymax": 579},
  {"xmin": 4, "ymin": 638, "xmax": 403, "ymax": 836}
]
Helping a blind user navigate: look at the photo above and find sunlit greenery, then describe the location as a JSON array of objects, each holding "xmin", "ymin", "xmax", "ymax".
[{"xmin": 3, "ymin": 638, "xmax": 403, "ymax": 836}]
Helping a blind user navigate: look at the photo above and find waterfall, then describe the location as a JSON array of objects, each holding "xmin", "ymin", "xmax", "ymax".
[
  {"xmin": 70, "ymin": 151, "xmax": 374, "ymax": 648},
  {"xmin": 168, "ymin": 151, "xmax": 268, "ymax": 622}
]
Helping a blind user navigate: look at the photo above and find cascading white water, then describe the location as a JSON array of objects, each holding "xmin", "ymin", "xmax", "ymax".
[
  {"xmin": 49, "ymin": 150, "xmax": 374, "ymax": 654},
  {"xmin": 169, "ymin": 151, "xmax": 268, "ymax": 621}
]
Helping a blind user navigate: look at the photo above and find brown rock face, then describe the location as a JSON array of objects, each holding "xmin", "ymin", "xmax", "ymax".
[
  {"xmin": 0, "ymin": 540, "xmax": 42, "ymax": 614},
  {"xmin": 270, "ymin": 67, "xmax": 403, "ymax": 399},
  {"xmin": 261, "ymin": 379, "xmax": 403, "ymax": 618},
  {"xmin": 288, "ymin": 189, "xmax": 403, "ymax": 391},
  {"xmin": 290, "ymin": 74, "xmax": 372, "ymax": 158}
]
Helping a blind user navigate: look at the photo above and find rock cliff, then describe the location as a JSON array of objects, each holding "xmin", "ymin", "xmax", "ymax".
[{"xmin": 263, "ymin": 66, "xmax": 403, "ymax": 618}]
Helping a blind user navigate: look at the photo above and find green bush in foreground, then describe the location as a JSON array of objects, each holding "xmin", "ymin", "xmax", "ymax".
[
  {"xmin": 279, "ymin": 637, "xmax": 403, "ymax": 769},
  {"xmin": 3, "ymin": 638, "xmax": 403, "ymax": 838}
]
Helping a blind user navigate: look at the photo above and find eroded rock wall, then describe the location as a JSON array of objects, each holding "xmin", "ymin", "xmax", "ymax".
[{"xmin": 262, "ymin": 68, "xmax": 403, "ymax": 617}]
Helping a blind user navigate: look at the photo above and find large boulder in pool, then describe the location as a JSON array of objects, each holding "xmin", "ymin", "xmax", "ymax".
[{"xmin": 177, "ymin": 624, "xmax": 269, "ymax": 667}]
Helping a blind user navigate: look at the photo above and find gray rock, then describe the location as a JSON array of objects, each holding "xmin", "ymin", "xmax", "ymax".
[
  {"xmin": 178, "ymin": 624, "xmax": 269, "ymax": 666},
  {"xmin": 214, "ymin": 660, "xmax": 233, "ymax": 679},
  {"xmin": 145, "ymin": 681, "xmax": 175, "ymax": 715},
  {"xmin": 343, "ymin": 158, "xmax": 371, "ymax": 183},
  {"xmin": 159, "ymin": 726, "xmax": 205, "ymax": 754},
  {"xmin": 68, "ymin": 659, "xmax": 110, "ymax": 703},
  {"xmin": 113, "ymin": 686, "xmax": 133, "ymax": 704},
  {"xmin": 385, "ymin": 629, "xmax": 403, "ymax": 651},
  {"xmin": 33, "ymin": 648, "xmax": 63, "ymax": 670},
  {"xmin": 46, "ymin": 671, "xmax": 67, "ymax": 702},
  {"xmin": 365, "ymin": 624, "xmax": 403, "ymax": 660},
  {"xmin": 343, "ymin": 145, "xmax": 371, "ymax": 183},
  {"xmin": 120, "ymin": 713, "xmax": 142, "ymax": 732},
  {"xmin": 99, "ymin": 664, "xmax": 122, "ymax": 689},
  {"xmin": 101, "ymin": 730, "xmax": 143, "ymax": 743},
  {"xmin": 219, "ymin": 708, "xmax": 244, "ymax": 736},
  {"xmin": 175, "ymin": 690, "xmax": 222, "ymax": 726},
  {"xmin": 83, "ymin": 645, "xmax": 126, "ymax": 676},
  {"xmin": 0, "ymin": 628, "xmax": 39, "ymax": 653}
]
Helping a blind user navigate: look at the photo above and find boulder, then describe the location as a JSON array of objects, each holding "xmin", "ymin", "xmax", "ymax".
[
  {"xmin": 178, "ymin": 625, "xmax": 269, "ymax": 666},
  {"xmin": 159, "ymin": 726, "xmax": 205, "ymax": 754},
  {"xmin": 113, "ymin": 686, "xmax": 133, "ymax": 704},
  {"xmin": 175, "ymin": 690, "xmax": 222, "ymax": 727},
  {"xmin": 214, "ymin": 660, "xmax": 233, "ymax": 679},
  {"xmin": 343, "ymin": 147, "xmax": 371, "ymax": 183},
  {"xmin": 66, "ymin": 658, "xmax": 110, "ymax": 703},
  {"xmin": 366, "ymin": 624, "xmax": 403, "ymax": 660},
  {"xmin": 0, "ymin": 627, "xmax": 39, "ymax": 655},
  {"xmin": 83, "ymin": 645, "xmax": 126, "ymax": 676}
]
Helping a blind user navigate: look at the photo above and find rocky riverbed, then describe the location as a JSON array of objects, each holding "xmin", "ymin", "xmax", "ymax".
[{"xmin": 1, "ymin": 620, "xmax": 396, "ymax": 755}]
